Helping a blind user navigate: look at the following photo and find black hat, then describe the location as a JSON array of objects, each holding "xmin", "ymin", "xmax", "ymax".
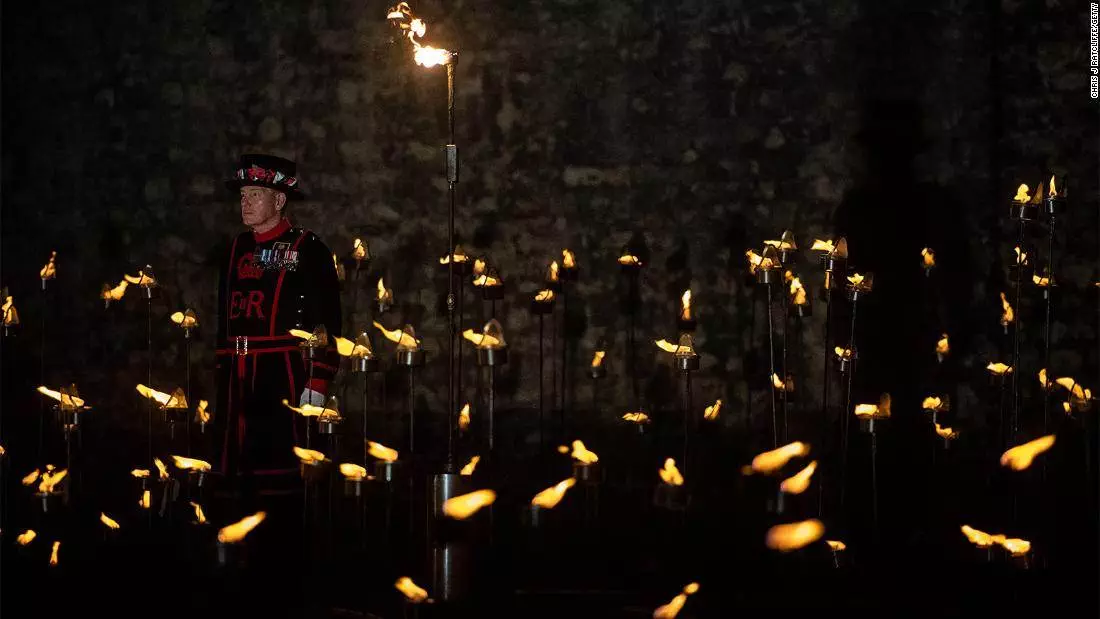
[{"xmin": 227, "ymin": 154, "xmax": 304, "ymax": 199}]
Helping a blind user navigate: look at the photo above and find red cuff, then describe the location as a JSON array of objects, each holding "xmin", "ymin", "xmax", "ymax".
[{"xmin": 306, "ymin": 378, "xmax": 330, "ymax": 394}]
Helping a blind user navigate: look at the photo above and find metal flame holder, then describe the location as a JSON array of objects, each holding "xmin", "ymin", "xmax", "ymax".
[
  {"xmin": 572, "ymin": 461, "xmax": 601, "ymax": 485},
  {"xmin": 36, "ymin": 490, "xmax": 63, "ymax": 514},
  {"xmin": 676, "ymin": 355, "xmax": 700, "ymax": 373},
  {"xmin": 397, "ymin": 350, "xmax": 425, "ymax": 367},
  {"xmin": 163, "ymin": 404, "xmax": 188, "ymax": 425},
  {"xmin": 530, "ymin": 299, "xmax": 555, "ymax": 315},
  {"xmin": 756, "ymin": 267, "xmax": 781, "ymax": 286},
  {"xmin": 317, "ymin": 415, "xmax": 340, "ymax": 436},
  {"xmin": 480, "ymin": 283, "xmax": 504, "ymax": 301},
  {"xmin": 476, "ymin": 347, "xmax": 508, "ymax": 366},
  {"xmin": 792, "ymin": 298, "xmax": 812, "ymax": 319},
  {"xmin": 1009, "ymin": 200, "xmax": 1038, "ymax": 222},
  {"xmin": 677, "ymin": 316, "xmax": 697, "ymax": 333},
  {"xmin": 837, "ymin": 349, "xmax": 857, "ymax": 374},
  {"xmin": 429, "ymin": 472, "xmax": 475, "ymax": 602},
  {"xmin": 216, "ymin": 541, "xmax": 247, "ymax": 568},
  {"xmin": 859, "ymin": 416, "xmax": 883, "ymax": 434},
  {"xmin": 375, "ymin": 300, "xmax": 391, "ymax": 315},
  {"xmin": 299, "ymin": 459, "xmax": 331, "ymax": 484},
  {"xmin": 373, "ymin": 460, "xmax": 404, "ymax": 484},
  {"xmin": 652, "ymin": 483, "xmax": 688, "ymax": 511},
  {"xmin": 589, "ymin": 365, "xmax": 606, "ymax": 380},
  {"xmin": 343, "ymin": 477, "xmax": 366, "ymax": 497},
  {"xmin": 1044, "ymin": 195, "xmax": 1065, "ymax": 218},
  {"xmin": 352, "ymin": 356, "xmax": 380, "ymax": 373}
]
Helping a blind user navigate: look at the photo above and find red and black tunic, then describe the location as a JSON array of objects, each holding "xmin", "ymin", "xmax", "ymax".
[{"xmin": 214, "ymin": 218, "xmax": 341, "ymax": 478}]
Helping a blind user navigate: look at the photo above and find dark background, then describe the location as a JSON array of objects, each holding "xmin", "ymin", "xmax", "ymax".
[{"xmin": 1, "ymin": 0, "xmax": 1098, "ymax": 615}]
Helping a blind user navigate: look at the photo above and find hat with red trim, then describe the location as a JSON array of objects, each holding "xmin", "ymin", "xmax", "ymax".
[{"xmin": 227, "ymin": 153, "xmax": 304, "ymax": 199}]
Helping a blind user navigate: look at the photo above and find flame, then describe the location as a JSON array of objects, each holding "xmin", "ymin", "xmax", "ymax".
[
  {"xmin": 534, "ymin": 289, "xmax": 555, "ymax": 303},
  {"xmin": 654, "ymin": 334, "xmax": 696, "ymax": 357},
  {"xmin": 780, "ymin": 460, "xmax": 818, "ymax": 495},
  {"xmin": 1001, "ymin": 435, "xmax": 1055, "ymax": 471},
  {"xmin": 1013, "ymin": 184, "xmax": 1030, "ymax": 203},
  {"xmin": 618, "ymin": 253, "xmax": 642, "ymax": 266},
  {"xmin": 920, "ymin": 247, "xmax": 936, "ymax": 270},
  {"xmin": 50, "ymin": 541, "xmax": 60, "ymax": 566},
  {"xmin": 1054, "ymin": 376, "xmax": 1092, "ymax": 401},
  {"xmin": 591, "ymin": 350, "xmax": 606, "ymax": 368},
  {"xmin": 771, "ymin": 373, "xmax": 793, "ymax": 392},
  {"xmin": 16, "ymin": 530, "xmax": 36, "ymax": 546},
  {"xmin": 679, "ymin": 290, "xmax": 692, "ymax": 321},
  {"xmin": 100, "ymin": 513, "xmax": 120, "ymax": 530},
  {"xmin": 1001, "ymin": 538, "xmax": 1031, "ymax": 556},
  {"xmin": 372, "ymin": 321, "xmax": 419, "ymax": 350},
  {"xmin": 170, "ymin": 309, "xmax": 198, "ymax": 328},
  {"xmin": 766, "ymin": 519, "xmax": 825, "ymax": 552},
  {"xmin": 834, "ymin": 347, "xmax": 852, "ymax": 360},
  {"xmin": 375, "ymin": 279, "xmax": 394, "ymax": 306},
  {"xmin": 961, "ymin": 524, "xmax": 995, "ymax": 548},
  {"xmin": 745, "ymin": 249, "xmax": 774, "ymax": 274},
  {"xmin": 439, "ymin": 245, "xmax": 469, "ymax": 265},
  {"xmin": 100, "ymin": 279, "xmax": 129, "ymax": 303},
  {"xmin": 460, "ymin": 455, "xmax": 480, "ymax": 476},
  {"xmin": 622, "ymin": 412, "xmax": 651, "ymax": 424},
  {"xmin": 1014, "ymin": 246, "xmax": 1028, "ymax": 266},
  {"xmin": 347, "ymin": 333, "xmax": 375, "ymax": 359},
  {"xmin": 195, "ymin": 399, "xmax": 211, "ymax": 424},
  {"xmin": 935, "ymin": 423, "xmax": 959, "ymax": 440},
  {"xmin": 293, "ymin": 446, "xmax": 326, "ymax": 464},
  {"xmin": 853, "ymin": 394, "xmax": 891, "ymax": 419},
  {"xmin": 472, "ymin": 258, "xmax": 486, "ymax": 276},
  {"xmin": 38, "ymin": 468, "xmax": 68, "ymax": 493},
  {"xmin": 922, "ymin": 396, "xmax": 946, "ymax": 412},
  {"xmin": 472, "ymin": 271, "xmax": 501, "ymax": 287},
  {"xmin": 457, "ymin": 402, "xmax": 472, "ymax": 431},
  {"xmin": 1032, "ymin": 273, "xmax": 1052, "ymax": 287},
  {"xmin": 442, "ymin": 489, "xmax": 497, "ymax": 520},
  {"xmin": 131, "ymin": 469, "xmax": 150, "ymax": 479},
  {"xmin": 395, "ymin": 576, "xmax": 431, "ymax": 604},
  {"xmin": 987, "ymin": 362, "xmax": 1013, "ymax": 376},
  {"xmin": 333, "ymin": 253, "xmax": 347, "ymax": 281},
  {"xmin": 462, "ymin": 319, "xmax": 506, "ymax": 349},
  {"xmin": 659, "ymin": 458, "xmax": 684, "ymax": 486},
  {"xmin": 387, "ymin": 2, "xmax": 452, "ymax": 67},
  {"xmin": 703, "ymin": 399, "xmax": 722, "ymax": 421},
  {"xmin": 40, "ymin": 251, "xmax": 57, "ymax": 279},
  {"xmin": 562, "ymin": 249, "xmax": 576, "ymax": 269},
  {"xmin": 339, "ymin": 463, "xmax": 368, "ymax": 481},
  {"xmin": 353, "ymin": 238, "xmax": 368, "ymax": 261},
  {"xmin": 37, "ymin": 386, "xmax": 86, "ymax": 408},
  {"xmin": 655, "ymin": 339, "xmax": 679, "ymax": 353},
  {"xmin": 532, "ymin": 477, "xmax": 576, "ymax": 509},
  {"xmin": 568, "ymin": 439, "xmax": 600, "ymax": 464},
  {"xmin": 764, "ymin": 232, "xmax": 796, "ymax": 251},
  {"xmin": 546, "ymin": 260, "xmax": 560, "ymax": 283},
  {"xmin": 283, "ymin": 399, "xmax": 341, "ymax": 420},
  {"xmin": 153, "ymin": 458, "xmax": 169, "ymax": 480},
  {"xmin": 826, "ymin": 540, "xmax": 846, "ymax": 552},
  {"xmin": 999, "ymin": 292, "xmax": 1015, "ymax": 328},
  {"xmin": 22, "ymin": 469, "xmax": 40, "ymax": 486},
  {"xmin": 810, "ymin": 239, "xmax": 836, "ymax": 253},
  {"xmin": 1, "ymin": 294, "xmax": 17, "ymax": 326},
  {"xmin": 936, "ymin": 334, "xmax": 950, "ymax": 360},
  {"xmin": 653, "ymin": 582, "xmax": 700, "ymax": 619},
  {"xmin": 136, "ymin": 384, "xmax": 186, "ymax": 409},
  {"xmin": 124, "ymin": 269, "xmax": 156, "ymax": 287},
  {"xmin": 368, "ymin": 441, "xmax": 399, "ymax": 463},
  {"xmin": 847, "ymin": 273, "xmax": 866, "ymax": 286},
  {"xmin": 217, "ymin": 511, "xmax": 267, "ymax": 543},
  {"xmin": 1048, "ymin": 175, "xmax": 1058, "ymax": 198},
  {"xmin": 171, "ymin": 455, "xmax": 212, "ymax": 473},
  {"xmin": 139, "ymin": 490, "xmax": 151, "ymax": 509},
  {"xmin": 789, "ymin": 275, "xmax": 807, "ymax": 306},
  {"xmin": 749, "ymin": 442, "xmax": 810, "ymax": 475},
  {"xmin": 190, "ymin": 501, "xmax": 207, "ymax": 524}
]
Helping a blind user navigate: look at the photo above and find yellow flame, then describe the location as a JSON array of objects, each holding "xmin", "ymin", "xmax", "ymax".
[
  {"xmin": 987, "ymin": 362, "xmax": 1013, "ymax": 376},
  {"xmin": 659, "ymin": 458, "xmax": 684, "ymax": 486},
  {"xmin": 655, "ymin": 337, "xmax": 695, "ymax": 357},
  {"xmin": 136, "ymin": 384, "xmax": 186, "ymax": 409},
  {"xmin": 789, "ymin": 275, "xmax": 807, "ymax": 306},
  {"xmin": 780, "ymin": 460, "xmax": 817, "ymax": 495},
  {"xmin": 936, "ymin": 334, "xmax": 950, "ymax": 359},
  {"xmin": 532, "ymin": 477, "xmax": 577, "ymax": 509},
  {"xmin": 1013, "ymin": 184, "xmax": 1030, "ymax": 203},
  {"xmin": 368, "ymin": 441, "xmax": 399, "ymax": 463},
  {"xmin": 826, "ymin": 540, "xmax": 846, "ymax": 552},
  {"xmin": 703, "ymin": 399, "xmax": 722, "ymax": 421},
  {"xmin": 38, "ymin": 469, "xmax": 67, "ymax": 493},
  {"xmin": 569, "ymin": 440, "xmax": 599, "ymax": 465},
  {"xmin": 1048, "ymin": 175, "xmax": 1058, "ymax": 198},
  {"xmin": 442, "ymin": 489, "xmax": 497, "ymax": 520},
  {"xmin": 1001, "ymin": 538, "xmax": 1031, "ymax": 556},
  {"xmin": 622, "ymin": 412, "xmax": 650, "ymax": 424},
  {"xmin": 834, "ymin": 347, "xmax": 852, "ymax": 360},
  {"xmin": 139, "ymin": 490, "xmax": 151, "ymax": 509},
  {"xmin": 170, "ymin": 309, "xmax": 198, "ymax": 328},
  {"xmin": 1, "ymin": 295, "xmax": 17, "ymax": 326},
  {"xmin": 190, "ymin": 501, "xmax": 207, "ymax": 524},
  {"xmin": 456, "ymin": 402, "xmax": 472, "ymax": 431},
  {"xmin": 340, "ymin": 463, "xmax": 368, "ymax": 480},
  {"xmin": 171, "ymin": 455, "xmax": 212, "ymax": 472},
  {"xmin": 472, "ymin": 257, "xmax": 486, "ymax": 276},
  {"xmin": 460, "ymin": 455, "xmax": 480, "ymax": 476},
  {"xmin": 961, "ymin": 524, "xmax": 995, "ymax": 548},
  {"xmin": 771, "ymin": 373, "xmax": 793, "ymax": 392},
  {"xmin": 376, "ymin": 278, "xmax": 393, "ymax": 304},
  {"xmin": 935, "ymin": 423, "xmax": 959, "ymax": 440},
  {"xmin": 439, "ymin": 246, "xmax": 469, "ymax": 265},
  {"xmin": 653, "ymin": 582, "xmax": 700, "ymax": 619},
  {"xmin": 534, "ymin": 289, "xmax": 555, "ymax": 303},
  {"xmin": 293, "ymin": 446, "xmax": 326, "ymax": 464},
  {"xmin": 372, "ymin": 321, "xmax": 418, "ymax": 350},
  {"xmin": 462, "ymin": 329, "xmax": 502, "ymax": 349},
  {"xmin": 591, "ymin": 350, "xmax": 606, "ymax": 368},
  {"xmin": 394, "ymin": 576, "xmax": 431, "ymax": 604},
  {"xmin": 810, "ymin": 239, "xmax": 835, "ymax": 252},
  {"xmin": 750, "ymin": 442, "xmax": 810, "ymax": 475},
  {"xmin": 562, "ymin": 249, "xmax": 576, "ymax": 269},
  {"xmin": 618, "ymin": 253, "xmax": 642, "ymax": 266},
  {"xmin": 1054, "ymin": 376, "xmax": 1090, "ymax": 400},
  {"xmin": 547, "ymin": 260, "xmax": 560, "ymax": 283},
  {"xmin": 847, "ymin": 273, "xmax": 866, "ymax": 286},
  {"xmin": 1032, "ymin": 273, "xmax": 1051, "ymax": 287},
  {"xmin": 50, "ymin": 541, "xmax": 60, "ymax": 566},
  {"xmin": 745, "ymin": 249, "xmax": 766, "ymax": 274},
  {"xmin": 100, "ymin": 279, "xmax": 129, "ymax": 303},
  {"xmin": 100, "ymin": 513, "xmax": 120, "ymax": 530},
  {"xmin": 16, "ymin": 530, "xmax": 36, "ymax": 546},
  {"xmin": 131, "ymin": 468, "xmax": 150, "ymax": 479},
  {"xmin": 40, "ymin": 251, "xmax": 57, "ymax": 279},
  {"xmin": 21, "ymin": 469, "xmax": 39, "ymax": 486},
  {"xmin": 472, "ymin": 272, "xmax": 501, "ymax": 287},
  {"xmin": 387, "ymin": 2, "xmax": 452, "ymax": 67},
  {"xmin": 921, "ymin": 247, "xmax": 935, "ymax": 269},
  {"xmin": 766, "ymin": 519, "xmax": 825, "ymax": 552},
  {"xmin": 154, "ymin": 458, "xmax": 169, "ymax": 480},
  {"xmin": 353, "ymin": 238, "xmax": 368, "ymax": 261},
  {"xmin": 1001, "ymin": 435, "xmax": 1055, "ymax": 471},
  {"xmin": 922, "ymin": 396, "xmax": 945, "ymax": 412},
  {"xmin": 679, "ymin": 290, "xmax": 692, "ymax": 321},
  {"xmin": 217, "ymin": 511, "xmax": 267, "ymax": 543},
  {"xmin": 195, "ymin": 399, "xmax": 211, "ymax": 424},
  {"xmin": 1000, "ymin": 292, "xmax": 1015, "ymax": 327},
  {"xmin": 37, "ymin": 386, "xmax": 85, "ymax": 408},
  {"xmin": 1013, "ymin": 246, "xmax": 1028, "ymax": 266},
  {"xmin": 124, "ymin": 270, "xmax": 156, "ymax": 287}
]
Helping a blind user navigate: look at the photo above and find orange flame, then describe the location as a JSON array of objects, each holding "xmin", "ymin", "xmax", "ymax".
[
  {"xmin": 854, "ymin": 394, "xmax": 891, "ymax": 419},
  {"xmin": 936, "ymin": 333, "xmax": 950, "ymax": 361},
  {"xmin": 679, "ymin": 290, "xmax": 692, "ymax": 321},
  {"xmin": 460, "ymin": 455, "xmax": 480, "ymax": 476},
  {"xmin": 1032, "ymin": 273, "xmax": 1052, "ymax": 287},
  {"xmin": 1013, "ymin": 184, "xmax": 1030, "ymax": 203},
  {"xmin": 987, "ymin": 362, "xmax": 1013, "ymax": 376},
  {"xmin": 622, "ymin": 411, "xmax": 651, "ymax": 424},
  {"xmin": 49, "ymin": 541, "xmax": 60, "ymax": 566},
  {"xmin": 218, "ymin": 511, "xmax": 267, "ymax": 543},
  {"xmin": 1001, "ymin": 538, "xmax": 1031, "ymax": 556},
  {"xmin": 340, "ymin": 463, "xmax": 369, "ymax": 481},
  {"xmin": 40, "ymin": 251, "xmax": 57, "ymax": 280},
  {"xmin": 373, "ymin": 321, "xmax": 419, "ymax": 351},
  {"xmin": 368, "ymin": 441, "xmax": 399, "ymax": 463},
  {"xmin": 38, "ymin": 468, "xmax": 68, "ymax": 493},
  {"xmin": 826, "ymin": 540, "xmax": 847, "ymax": 552},
  {"xmin": 100, "ymin": 279, "xmax": 129, "ymax": 304},
  {"xmin": 789, "ymin": 274, "xmax": 807, "ymax": 306},
  {"xmin": 136, "ymin": 384, "xmax": 186, "ymax": 409},
  {"xmin": 547, "ymin": 260, "xmax": 560, "ymax": 283},
  {"xmin": 568, "ymin": 440, "xmax": 599, "ymax": 465},
  {"xmin": 37, "ymin": 385, "xmax": 86, "ymax": 408},
  {"xmin": 655, "ymin": 334, "xmax": 696, "ymax": 357},
  {"xmin": 458, "ymin": 402, "xmax": 471, "ymax": 431},
  {"xmin": 922, "ymin": 396, "xmax": 946, "ymax": 413},
  {"xmin": 442, "ymin": 489, "xmax": 497, "ymax": 520},
  {"xmin": 100, "ymin": 513, "xmax": 120, "ymax": 530},
  {"xmin": 124, "ymin": 269, "xmax": 156, "ymax": 287},
  {"xmin": 562, "ymin": 249, "xmax": 576, "ymax": 269},
  {"xmin": 394, "ymin": 576, "xmax": 431, "ymax": 604},
  {"xmin": 653, "ymin": 582, "xmax": 700, "ymax": 619},
  {"xmin": 618, "ymin": 253, "xmax": 642, "ymax": 266},
  {"xmin": 961, "ymin": 524, "xmax": 995, "ymax": 547},
  {"xmin": 771, "ymin": 373, "xmax": 793, "ymax": 392},
  {"xmin": 171, "ymin": 455, "xmax": 212, "ymax": 473},
  {"xmin": 462, "ymin": 319, "xmax": 506, "ymax": 349},
  {"xmin": 780, "ymin": 460, "xmax": 818, "ymax": 495},
  {"xmin": 16, "ymin": 529, "xmax": 36, "ymax": 546},
  {"xmin": 439, "ymin": 245, "xmax": 469, "ymax": 265},
  {"xmin": 386, "ymin": 2, "xmax": 452, "ymax": 67},
  {"xmin": 195, "ymin": 399, "xmax": 211, "ymax": 424},
  {"xmin": 293, "ymin": 446, "xmax": 326, "ymax": 464},
  {"xmin": 376, "ymin": 277, "xmax": 393, "ymax": 304},
  {"xmin": 659, "ymin": 458, "xmax": 684, "ymax": 486},
  {"xmin": 190, "ymin": 501, "xmax": 207, "ymax": 524},
  {"xmin": 534, "ymin": 289, "xmax": 555, "ymax": 303},
  {"xmin": 1048, "ymin": 175, "xmax": 1058, "ymax": 198},
  {"xmin": 1000, "ymin": 435, "xmax": 1055, "ymax": 471},
  {"xmin": 749, "ymin": 442, "xmax": 810, "ymax": 475},
  {"xmin": 1014, "ymin": 246, "xmax": 1028, "ymax": 266},
  {"xmin": 170, "ymin": 309, "xmax": 198, "ymax": 329},
  {"xmin": 921, "ymin": 247, "xmax": 935, "ymax": 269},
  {"xmin": 131, "ymin": 468, "xmax": 150, "ymax": 479},
  {"xmin": 22, "ymin": 469, "xmax": 40, "ymax": 486},
  {"xmin": 810, "ymin": 239, "xmax": 836, "ymax": 253},
  {"xmin": 139, "ymin": 490, "xmax": 150, "ymax": 509},
  {"xmin": 1, "ymin": 294, "xmax": 18, "ymax": 326},
  {"xmin": 834, "ymin": 347, "xmax": 852, "ymax": 360},
  {"xmin": 935, "ymin": 423, "xmax": 959, "ymax": 440},
  {"xmin": 532, "ymin": 477, "xmax": 577, "ymax": 509},
  {"xmin": 353, "ymin": 238, "xmax": 368, "ymax": 261},
  {"xmin": 591, "ymin": 350, "xmax": 606, "ymax": 368},
  {"xmin": 766, "ymin": 519, "xmax": 825, "ymax": 552},
  {"xmin": 154, "ymin": 458, "xmax": 169, "ymax": 480},
  {"xmin": 1000, "ymin": 292, "xmax": 1015, "ymax": 327},
  {"xmin": 703, "ymin": 399, "xmax": 722, "ymax": 421}
]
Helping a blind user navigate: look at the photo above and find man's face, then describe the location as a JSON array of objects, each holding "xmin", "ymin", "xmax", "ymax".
[{"xmin": 239, "ymin": 186, "xmax": 285, "ymax": 227}]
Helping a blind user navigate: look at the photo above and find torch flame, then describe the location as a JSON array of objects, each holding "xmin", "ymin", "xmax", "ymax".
[
  {"xmin": 368, "ymin": 441, "xmax": 399, "ymax": 463},
  {"xmin": 652, "ymin": 582, "xmax": 700, "ymax": 619},
  {"xmin": 810, "ymin": 239, "xmax": 835, "ymax": 253},
  {"xmin": 387, "ymin": 2, "xmax": 452, "ymax": 67},
  {"xmin": 100, "ymin": 279, "xmax": 129, "ymax": 304},
  {"xmin": 654, "ymin": 334, "xmax": 695, "ymax": 357},
  {"xmin": 131, "ymin": 469, "xmax": 150, "ymax": 478},
  {"xmin": 376, "ymin": 277, "xmax": 393, "ymax": 304},
  {"xmin": 569, "ymin": 439, "xmax": 599, "ymax": 464},
  {"xmin": 532, "ymin": 477, "xmax": 577, "ymax": 509},
  {"xmin": 16, "ymin": 530, "xmax": 36, "ymax": 546},
  {"xmin": 442, "ymin": 489, "xmax": 497, "ymax": 520},
  {"xmin": 999, "ymin": 292, "xmax": 1015, "ymax": 328},
  {"xmin": 659, "ymin": 458, "xmax": 684, "ymax": 486},
  {"xmin": 49, "ymin": 541, "xmax": 60, "ymax": 566},
  {"xmin": 534, "ymin": 289, "xmax": 555, "ymax": 303},
  {"xmin": 22, "ymin": 469, "xmax": 40, "ymax": 486},
  {"xmin": 679, "ymin": 290, "xmax": 692, "ymax": 321},
  {"xmin": 462, "ymin": 319, "xmax": 506, "ymax": 349},
  {"xmin": 1001, "ymin": 538, "xmax": 1032, "ymax": 556},
  {"xmin": 1013, "ymin": 184, "xmax": 1030, "ymax": 203},
  {"xmin": 618, "ymin": 253, "xmax": 642, "ymax": 266},
  {"xmin": 826, "ymin": 540, "xmax": 847, "ymax": 552},
  {"xmin": 703, "ymin": 399, "xmax": 722, "ymax": 421},
  {"xmin": 854, "ymin": 394, "xmax": 891, "ymax": 419},
  {"xmin": 395, "ymin": 576, "xmax": 431, "ymax": 604},
  {"xmin": 136, "ymin": 384, "xmax": 186, "ymax": 409},
  {"xmin": 124, "ymin": 269, "xmax": 156, "ymax": 287},
  {"xmin": 217, "ymin": 511, "xmax": 267, "ymax": 543},
  {"xmin": 38, "ymin": 468, "xmax": 67, "ymax": 493},
  {"xmin": 458, "ymin": 402, "xmax": 471, "ymax": 431},
  {"xmin": 749, "ymin": 441, "xmax": 810, "ymax": 475},
  {"xmin": 961, "ymin": 524, "xmax": 994, "ymax": 547},
  {"xmin": 40, "ymin": 251, "xmax": 57, "ymax": 280},
  {"xmin": 170, "ymin": 309, "xmax": 198, "ymax": 329},
  {"xmin": 153, "ymin": 458, "xmax": 169, "ymax": 480},
  {"xmin": 194, "ymin": 399, "xmax": 210, "ymax": 425},
  {"xmin": 1000, "ymin": 434, "xmax": 1055, "ymax": 471},
  {"xmin": 935, "ymin": 423, "xmax": 959, "ymax": 440},
  {"xmin": 1032, "ymin": 272, "xmax": 1052, "ymax": 287},
  {"xmin": 771, "ymin": 373, "xmax": 793, "ymax": 392},
  {"xmin": 171, "ymin": 455, "xmax": 212, "ymax": 472},
  {"xmin": 37, "ymin": 385, "xmax": 86, "ymax": 408},
  {"xmin": 139, "ymin": 490, "xmax": 151, "ymax": 509},
  {"xmin": 339, "ymin": 463, "xmax": 368, "ymax": 481},
  {"xmin": 936, "ymin": 333, "xmax": 950, "ymax": 361},
  {"xmin": 987, "ymin": 362, "xmax": 1013, "ymax": 376},
  {"xmin": 789, "ymin": 275, "xmax": 807, "ymax": 306},
  {"xmin": 921, "ymin": 248, "xmax": 935, "ymax": 269},
  {"xmin": 562, "ymin": 249, "xmax": 576, "ymax": 269},
  {"xmin": 1048, "ymin": 175, "xmax": 1058, "ymax": 198},
  {"xmin": 591, "ymin": 350, "xmax": 606, "ymax": 368},
  {"xmin": 766, "ymin": 519, "xmax": 825, "ymax": 552},
  {"xmin": 834, "ymin": 347, "xmax": 852, "ymax": 360},
  {"xmin": 547, "ymin": 260, "xmax": 560, "ymax": 283},
  {"xmin": 622, "ymin": 412, "xmax": 651, "ymax": 424},
  {"xmin": 100, "ymin": 513, "xmax": 120, "ymax": 530},
  {"xmin": 353, "ymin": 238, "xmax": 368, "ymax": 261},
  {"xmin": 764, "ymin": 232, "xmax": 796, "ymax": 251},
  {"xmin": 922, "ymin": 396, "xmax": 946, "ymax": 412},
  {"xmin": 190, "ymin": 501, "xmax": 207, "ymax": 524},
  {"xmin": 1, "ymin": 294, "xmax": 18, "ymax": 326},
  {"xmin": 779, "ymin": 460, "xmax": 818, "ymax": 495},
  {"xmin": 372, "ymin": 321, "xmax": 419, "ymax": 350},
  {"xmin": 293, "ymin": 446, "xmax": 326, "ymax": 464},
  {"xmin": 1014, "ymin": 246, "xmax": 1028, "ymax": 266},
  {"xmin": 439, "ymin": 245, "xmax": 469, "ymax": 265},
  {"xmin": 460, "ymin": 455, "xmax": 480, "ymax": 476}
]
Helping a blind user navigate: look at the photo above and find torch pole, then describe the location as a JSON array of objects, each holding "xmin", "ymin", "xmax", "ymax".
[
  {"xmin": 781, "ymin": 286, "xmax": 789, "ymax": 444},
  {"xmin": 185, "ymin": 333, "xmax": 192, "ymax": 456},
  {"xmin": 147, "ymin": 296, "xmax": 153, "ymax": 466},
  {"xmin": 1042, "ymin": 216, "xmax": 1054, "ymax": 439},
  {"xmin": 444, "ymin": 57, "xmax": 459, "ymax": 474},
  {"xmin": 539, "ymin": 313, "xmax": 545, "ymax": 457},
  {"xmin": 818, "ymin": 285, "xmax": 833, "ymax": 518},
  {"xmin": 839, "ymin": 295, "xmax": 858, "ymax": 514},
  {"xmin": 766, "ymin": 281, "xmax": 778, "ymax": 448},
  {"xmin": 38, "ymin": 282, "xmax": 47, "ymax": 462},
  {"xmin": 362, "ymin": 371, "xmax": 369, "ymax": 467},
  {"xmin": 560, "ymin": 282, "xmax": 568, "ymax": 441}
]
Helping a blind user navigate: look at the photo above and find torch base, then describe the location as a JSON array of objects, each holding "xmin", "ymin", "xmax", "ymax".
[
  {"xmin": 479, "ymin": 285, "xmax": 504, "ymax": 301},
  {"xmin": 1044, "ymin": 196, "xmax": 1065, "ymax": 217},
  {"xmin": 652, "ymin": 484, "xmax": 688, "ymax": 511},
  {"xmin": 299, "ymin": 460, "xmax": 330, "ymax": 483},
  {"xmin": 344, "ymin": 478, "xmax": 364, "ymax": 497},
  {"xmin": 476, "ymin": 347, "xmax": 508, "ymax": 366},
  {"xmin": 374, "ymin": 460, "xmax": 404, "ymax": 484},
  {"xmin": 676, "ymin": 355, "xmax": 700, "ymax": 372},
  {"xmin": 431, "ymin": 472, "xmax": 471, "ymax": 519},
  {"xmin": 1009, "ymin": 202, "xmax": 1038, "ymax": 221},
  {"xmin": 352, "ymin": 357, "xmax": 381, "ymax": 373},
  {"xmin": 530, "ymin": 300, "xmax": 555, "ymax": 315},
  {"xmin": 317, "ymin": 419, "xmax": 339, "ymax": 435},
  {"xmin": 572, "ymin": 462, "xmax": 601, "ymax": 484},
  {"xmin": 756, "ymin": 269, "xmax": 781, "ymax": 285},
  {"xmin": 859, "ymin": 417, "xmax": 883, "ymax": 434},
  {"xmin": 589, "ymin": 366, "xmax": 606, "ymax": 380},
  {"xmin": 396, "ymin": 350, "xmax": 426, "ymax": 367},
  {"xmin": 164, "ymin": 406, "xmax": 188, "ymax": 425},
  {"xmin": 792, "ymin": 303, "xmax": 812, "ymax": 318}
]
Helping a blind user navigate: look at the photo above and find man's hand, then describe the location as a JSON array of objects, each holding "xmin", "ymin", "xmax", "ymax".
[{"xmin": 299, "ymin": 388, "xmax": 325, "ymax": 407}]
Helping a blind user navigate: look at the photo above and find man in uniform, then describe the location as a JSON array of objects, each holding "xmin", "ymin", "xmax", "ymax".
[{"xmin": 214, "ymin": 153, "xmax": 342, "ymax": 498}]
